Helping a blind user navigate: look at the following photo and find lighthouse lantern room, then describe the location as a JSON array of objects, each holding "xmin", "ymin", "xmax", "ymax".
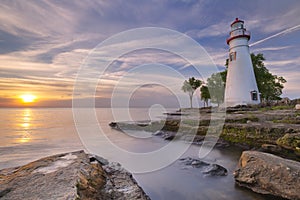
[{"xmin": 224, "ymin": 18, "xmax": 260, "ymax": 107}]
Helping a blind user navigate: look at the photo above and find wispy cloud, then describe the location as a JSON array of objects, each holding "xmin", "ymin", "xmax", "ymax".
[
  {"xmin": 252, "ymin": 46, "xmax": 293, "ymax": 53},
  {"xmin": 250, "ymin": 24, "xmax": 300, "ymax": 47},
  {"xmin": 185, "ymin": 22, "xmax": 228, "ymax": 39}
]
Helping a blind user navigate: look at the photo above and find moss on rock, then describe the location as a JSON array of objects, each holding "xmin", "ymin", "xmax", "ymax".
[
  {"xmin": 277, "ymin": 133, "xmax": 300, "ymax": 154},
  {"xmin": 221, "ymin": 124, "xmax": 287, "ymax": 147}
]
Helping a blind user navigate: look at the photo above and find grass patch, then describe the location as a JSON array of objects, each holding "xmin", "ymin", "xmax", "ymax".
[
  {"xmin": 273, "ymin": 119, "xmax": 300, "ymax": 124},
  {"xmin": 182, "ymin": 119, "xmax": 200, "ymax": 126},
  {"xmin": 225, "ymin": 115, "xmax": 259, "ymax": 123},
  {"xmin": 259, "ymin": 105, "xmax": 294, "ymax": 111}
]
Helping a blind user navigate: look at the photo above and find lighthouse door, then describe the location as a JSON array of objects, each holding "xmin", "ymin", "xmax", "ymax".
[{"xmin": 251, "ymin": 91, "xmax": 258, "ymax": 101}]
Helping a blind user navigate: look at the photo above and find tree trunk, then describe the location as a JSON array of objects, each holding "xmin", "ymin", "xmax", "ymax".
[{"xmin": 189, "ymin": 95, "xmax": 193, "ymax": 108}]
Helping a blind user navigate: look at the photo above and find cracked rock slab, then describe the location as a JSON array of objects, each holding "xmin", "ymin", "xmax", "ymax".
[{"xmin": 0, "ymin": 150, "xmax": 150, "ymax": 200}]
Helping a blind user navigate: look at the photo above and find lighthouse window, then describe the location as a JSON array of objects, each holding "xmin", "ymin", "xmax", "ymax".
[
  {"xmin": 251, "ymin": 91, "xmax": 258, "ymax": 101},
  {"xmin": 229, "ymin": 52, "xmax": 236, "ymax": 62},
  {"xmin": 232, "ymin": 23, "xmax": 239, "ymax": 30}
]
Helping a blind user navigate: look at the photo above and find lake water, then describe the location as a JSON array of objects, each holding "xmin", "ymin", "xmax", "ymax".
[{"xmin": 0, "ymin": 108, "xmax": 272, "ymax": 199}]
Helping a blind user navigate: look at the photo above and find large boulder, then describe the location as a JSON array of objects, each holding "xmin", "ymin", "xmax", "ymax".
[
  {"xmin": 0, "ymin": 150, "xmax": 149, "ymax": 200},
  {"xmin": 234, "ymin": 151, "xmax": 300, "ymax": 200}
]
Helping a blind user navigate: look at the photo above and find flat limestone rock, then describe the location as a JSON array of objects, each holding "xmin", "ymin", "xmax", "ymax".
[
  {"xmin": 0, "ymin": 150, "xmax": 150, "ymax": 200},
  {"xmin": 234, "ymin": 151, "xmax": 300, "ymax": 200}
]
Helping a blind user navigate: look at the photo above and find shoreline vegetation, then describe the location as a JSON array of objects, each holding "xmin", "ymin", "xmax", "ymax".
[{"xmin": 109, "ymin": 102, "xmax": 300, "ymax": 199}]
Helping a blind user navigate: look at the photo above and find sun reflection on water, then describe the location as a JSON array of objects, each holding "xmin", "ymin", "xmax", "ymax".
[
  {"xmin": 17, "ymin": 109, "xmax": 32, "ymax": 143},
  {"xmin": 18, "ymin": 132, "xmax": 31, "ymax": 143},
  {"xmin": 23, "ymin": 116, "xmax": 30, "ymax": 122},
  {"xmin": 21, "ymin": 123, "xmax": 30, "ymax": 128}
]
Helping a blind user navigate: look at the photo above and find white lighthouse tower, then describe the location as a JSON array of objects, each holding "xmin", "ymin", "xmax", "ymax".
[{"xmin": 225, "ymin": 18, "xmax": 260, "ymax": 107}]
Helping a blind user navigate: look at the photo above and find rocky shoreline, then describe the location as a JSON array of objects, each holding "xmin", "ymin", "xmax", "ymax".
[
  {"xmin": 0, "ymin": 150, "xmax": 150, "ymax": 200},
  {"xmin": 110, "ymin": 105, "xmax": 300, "ymax": 199},
  {"xmin": 0, "ymin": 151, "xmax": 232, "ymax": 200},
  {"xmin": 110, "ymin": 105, "xmax": 300, "ymax": 161}
]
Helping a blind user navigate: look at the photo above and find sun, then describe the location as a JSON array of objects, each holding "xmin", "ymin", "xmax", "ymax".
[{"xmin": 20, "ymin": 94, "xmax": 37, "ymax": 103}]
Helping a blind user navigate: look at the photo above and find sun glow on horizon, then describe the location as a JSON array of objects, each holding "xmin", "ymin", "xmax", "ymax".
[{"xmin": 20, "ymin": 94, "xmax": 37, "ymax": 103}]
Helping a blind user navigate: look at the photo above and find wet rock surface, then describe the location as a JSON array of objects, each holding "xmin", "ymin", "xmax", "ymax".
[
  {"xmin": 0, "ymin": 150, "xmax": 150, "ymax": 200},
  {"xmin": 179, "ymin": 157, "xmax": 228, "ymax": 176},
  {"xmin": 101, "ymin": 162, "xmax": 150, "ymax": 200},
  {"xmin": 234, "ymin": 151, "xmax": 300, "ymax": 200}
]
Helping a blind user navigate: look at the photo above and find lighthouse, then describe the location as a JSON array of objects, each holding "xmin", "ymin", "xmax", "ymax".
[{"xmin": 224, "ymin": 18, "xmax": 260, "ymax": 107}]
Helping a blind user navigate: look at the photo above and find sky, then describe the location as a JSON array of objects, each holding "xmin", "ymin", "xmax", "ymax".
[{"xmin": 0, "ymin": 0, "xmax": 300, "ymax": 107}]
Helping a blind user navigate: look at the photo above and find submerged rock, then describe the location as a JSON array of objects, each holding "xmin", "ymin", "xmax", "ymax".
[
  {"xmin": 153, "ymin": 131, "xmax": 178, "ymax": 141},
  {"xmin": 202, "ymin": 164, "xmax": 228, "ymax": 176},
  {"xmin": 234, "ymin": 151, "xmax": 300, "ymax": 200},
  {"xmin": 164, "ymin": 134, "xmax": 175, "ymax": 140},
  {"xmin": 179, "ymin": 157, "xmax": 228, "ymax": 176},
  {"xmin": 0, "ymin": 150, "xmax": 150, "ymax": 200},
  {"xmin": 152, "ymin": 130, "xmax": 164, "ymax": 136}
]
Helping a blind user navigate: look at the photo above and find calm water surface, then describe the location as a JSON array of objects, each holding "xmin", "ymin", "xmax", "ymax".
[{"xmin": 0, "ymin": 108, "xmax": 269, "ymax": 200}]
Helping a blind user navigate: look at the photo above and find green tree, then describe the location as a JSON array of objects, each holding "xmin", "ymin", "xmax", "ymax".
[
  {"xmin": 206, "ymin": 73, "xmax": 225, "ymax": 106},
  {"xmin": 182, "ymin": 77, "xmax": 202, "ymax": 108},
  {"xmin": 251, "ymin": 53, "xmax": 286, "ymax": 102},
  {"xmin": 200, "ymin": 85, "xmax": 210, "ymax": 107}
]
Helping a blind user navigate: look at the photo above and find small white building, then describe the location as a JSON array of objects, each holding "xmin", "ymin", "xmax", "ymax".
[{"xmin": 225, "ymin": 18, "xmax": 260, "ymax": 107}]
